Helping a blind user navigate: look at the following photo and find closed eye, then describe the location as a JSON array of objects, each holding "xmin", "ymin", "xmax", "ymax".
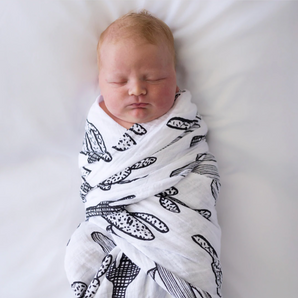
[
  {"xmin": 146, "ymin": 78, "xmax": 165, "ymax": 82},
  {"xmin": 110, "ymin": 81, "xmax": 127, "ymax": 85}
]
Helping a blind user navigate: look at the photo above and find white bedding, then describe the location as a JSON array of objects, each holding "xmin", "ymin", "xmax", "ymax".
[{"xmin": 1, "ymin": 1, "xmax": 297, "ymax": 297}]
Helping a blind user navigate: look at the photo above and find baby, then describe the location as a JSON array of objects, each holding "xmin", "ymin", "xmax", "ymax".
[
  {"xmin": 65, "ymin": 10, "xmax": 222, "ymax": 298},
  {"xmin": 97, "ymin": 11, "xmax": 178, "ymax": 129}
]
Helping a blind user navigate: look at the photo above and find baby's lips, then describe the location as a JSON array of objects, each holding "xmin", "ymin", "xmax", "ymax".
[{"xmin": 130, "ymin": 103, "xmax": 149, "ymax": 108}]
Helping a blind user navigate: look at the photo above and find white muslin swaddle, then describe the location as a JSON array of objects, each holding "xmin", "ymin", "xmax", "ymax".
[{"xmin": 65, "ymin": 90, "xmax": 222, "ymax": 298}]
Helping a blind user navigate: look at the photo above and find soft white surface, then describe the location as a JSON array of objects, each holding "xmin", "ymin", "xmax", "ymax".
[{"xmin": 1, "ymin": 1, "xmax": 297, "ymax": 297}]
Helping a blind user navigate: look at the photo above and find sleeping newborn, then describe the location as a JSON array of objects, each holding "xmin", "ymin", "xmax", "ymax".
[{"xmin": 65, "ymin": 10, "xmax": 222, "ymax": 298}]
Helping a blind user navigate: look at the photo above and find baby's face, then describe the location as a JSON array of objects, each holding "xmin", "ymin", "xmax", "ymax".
[{"xmin": 98, "ymin": 38, "xmax": 177, "ymax": 129}]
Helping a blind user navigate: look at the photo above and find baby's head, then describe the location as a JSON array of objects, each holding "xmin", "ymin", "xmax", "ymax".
[
  {"xmin": 97, "ymin": 10, "xmax": 176, "ymax": 70},
  {"xmin": 97, "ymin": 10, "xmax": 178, "ymax": 129}
]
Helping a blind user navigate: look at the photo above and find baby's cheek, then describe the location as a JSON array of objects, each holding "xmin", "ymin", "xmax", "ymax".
[
  {"xmin": 160, "ymin": 89, "xmax": 176, "ymax": 107},
  {"xmin": 102, "ymin": 96, "xmax": 119, "ymax": 115}
]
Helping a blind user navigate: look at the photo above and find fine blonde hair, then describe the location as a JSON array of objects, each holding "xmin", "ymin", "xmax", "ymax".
[{"xmin": 97, "ymin": 10, "xmax": 175, "ymax": 69}]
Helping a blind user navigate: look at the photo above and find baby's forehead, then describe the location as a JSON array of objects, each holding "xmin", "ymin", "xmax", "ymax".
[
  {"xmin": 103, "ymin": 37, "xmax": 160, "ymax": 51},
  {"xmin": 97, "ymin": 19, "xmax": 176, "ymax": 68},
  {"xmin": 103, "ymin": 27, "xmax": 160, "ymax": 47}
]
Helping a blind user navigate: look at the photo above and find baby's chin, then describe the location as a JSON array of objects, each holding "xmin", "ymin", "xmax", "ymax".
[
  {"xmin": 114, "ymin": 114, "xmax": 153, "ymax": 129},
  {"xmin": 120, "ymin": 111, "xmax": 172, "ymax": 129}
]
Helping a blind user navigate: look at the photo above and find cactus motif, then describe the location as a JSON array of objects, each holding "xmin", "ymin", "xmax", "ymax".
[
  {"xmin": 129, "ymin": 123, "xmax": 147, "ymax": 135},
  {"xmin": 170, "ymin": 153, "xmax": 220, "ymax": 180},
  {"xmin": 85, "ymin": 254, "xmax": 113, "ymax": 298},
  {"xmin": 155, "ymin": 187, "xmax": 211, "ymax": 220},
  {"xmin": 80, "ymin": 156, "xmax": 157, "ymax": 202},
  {"xmin": 167, "ymin": 116, "xmax": 201, "ymax": 130},
  {"xmin": 154, "ymin": 114, "xmax": 202, "ymax": 153},
  {"xmin": 86, "ymin": 200, "xmax": 169, "ymax": 240},
  {"xmin": 113, "ymin": 123, "xmax": 147, "ymax": 151},
  {"xmin": 155, "ymin": 187, "xmax": 185, "ymax": 213},
  {"xmin": 91, "ymin": 232, "xmax": 116, "ymax": 254},
  {"xmin": 80, "ymin": 167, "xmax": 93, "ymax": 203},
  {"xmin": 98, "ymin": 157, "xmax": 157, "ymax": 191},
  {"xmin": 80, "ymin": 181, "xmax": 93, "ymax": 203},
  {"xmin": 192, "ymin": 235, "xmax": 222, "ymax": 297},
  {"xmin": 191, "ymin": 153, "xmax": 220, "ymax": 180},
  {"xmin": 211, "ymin": 179, "xmax": 221, "ymax": 202},
  {"xmin": 106, "ymin": 254, "xmax": 140, "ymax": 298},
  {"xmin": 112, "ymin": 133, "xmax": 136, "ymax": 151},
  {"xmin": 81, "ymin": 120, "xmax": 112, "ymax": 164},
  {"xmin": 190, "ymin": 135, "xmax": 206, "ymax": 147},
  {"xmin": 148, "ymin": 263, "xmax": 200, "ymax": 298},
  {"xmin": 71, "ymin": 281, "xmax": 87, "ymax": 298},
  {"xmin": 71, "ymin": 255, "xmax": 113, "ymax": 298},
  {"xmin": 197, "ymin": 209, "xmax": 212, "ymax": 220}
]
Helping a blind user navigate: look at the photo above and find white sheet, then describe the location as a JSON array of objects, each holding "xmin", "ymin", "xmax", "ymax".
[{"xmin": 1, "ymin": 1, "xmax": 298, "ymax": 297}]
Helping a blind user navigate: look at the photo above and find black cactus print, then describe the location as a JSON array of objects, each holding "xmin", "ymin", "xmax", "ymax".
[
  {"xmin": 84, "ymin": 254, "xmax": 113, "ymax": 298},
  {"xmin": 99, "ymin": 167, "xmax": 131, "ymax": 190},
  {"xmin": 129, "ymin": 123, "xmax": 147, "ymax": 135},
  {"xmin": 170, "ymin": 161, "xmax": 199, "ymax": 178},
  {"xmin": 148, "ymin": 263, "xmax": 200, "ymax": 298},
  {"xmin": 170, "ymin": 153, "xmax": 220, "ymax": 180},
  {"xmin": 197, "ymin": 209, "xmax": 212, "ymax": 220},
  {"xmin": 154, "ymin": 115, "xmax": 202, "ymax": 155},
  {"xmin": 113, "ymin": 124, "xmax": 147, "ymax": 151},
  {"xmin": 80, "ymin": 181, "xmax": 93, "ymax": 203},
  {"xmin": 81, "ymin": 166, "xmax": 91, "ymax": 180},
  {"xmin": 130, "ymin": 157, "xmax": 156, "ymax": 169},
  {"xmin": 98, "ymin": 157, "xmax": 157, "ymax": 191},
  {"xmin": 81, "ymin": 120, "xmax": 112, "ymax": 163},
  {"xmin": 80, "ymin": 156, "xmax": 157, "ymax": 201},
  {"xmin": 71, "ymin": 281, "xmax": 87, "ymax": 298},
  {"xmin": 170, "ymin": 151, "xmax": 221, "ymax": 207},
  {"xmin": 192, "ymin": 235, "xmax": 222, "ymax": 297},
  {"xmin": 191, "ymin": 153, "xmax": 220, "ymax": 180},
  {"xmin": 112, "ymin": 133, "xmax": 136, "ymax": 151},
  {"xmin": 155, "ymin": 187, "xmax": 212, "ymax": 220},
  {"xmin": 211, "ymin": 179, "xmax": 220, "ymax": 202},
  {"xmin": 86, "ymin": 200, "xmax": 169, "ymax": 240},
  {"xmin": 70, "ymin": 255, "xmax": 113, "ymax": 298},
  {"xmin": 80, "ymin": 167, "xmax": 93, "ymax": 202},
  {"xmin": 91, "ymin": 232, "xmax": 116, "ymax": 254},
  {"xmin": 190, "ymin": 135, "xmax": 206, "ymax": 147},
  {"xmin": 83, "ymin": 279, "xmax": 99, "ymax": 298},
  {"xmin": 156, "ymin": 187, "xmax": 184, "ymax": 213},
  {"xmin": 167, "ymin": 116, "xmax": 201, "ymax": 130},
  {"xmin": 106, "ymin": 254, "xmax": 140, "ymax": 298}
]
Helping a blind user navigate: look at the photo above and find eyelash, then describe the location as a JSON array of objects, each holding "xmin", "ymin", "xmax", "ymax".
[
  {"xmin": 112, "ymin": 81, "xmax": 127, "ymax": 85},
  {"xmin": 147, "ymin": 79, "xmax": 160, "ymax": 82},
  {"xmin": 110, "ymin": 78, "xmax": 164, "ymax": 85}
]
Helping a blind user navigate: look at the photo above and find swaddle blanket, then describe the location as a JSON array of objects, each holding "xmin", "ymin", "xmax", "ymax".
[{"xmin": 65, "ymin": 90, "xmax": 222, "ymax": 298}]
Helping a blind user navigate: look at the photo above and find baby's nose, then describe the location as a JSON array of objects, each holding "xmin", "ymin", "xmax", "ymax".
[{"xmin": 128, "ymin": 80, "xmax": 147, "ymax": 96}]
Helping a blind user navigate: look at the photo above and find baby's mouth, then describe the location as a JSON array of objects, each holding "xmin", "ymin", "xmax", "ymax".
[{"xmin": 130, "ymin": 103, "xmax": 148, "ymax": 108}]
